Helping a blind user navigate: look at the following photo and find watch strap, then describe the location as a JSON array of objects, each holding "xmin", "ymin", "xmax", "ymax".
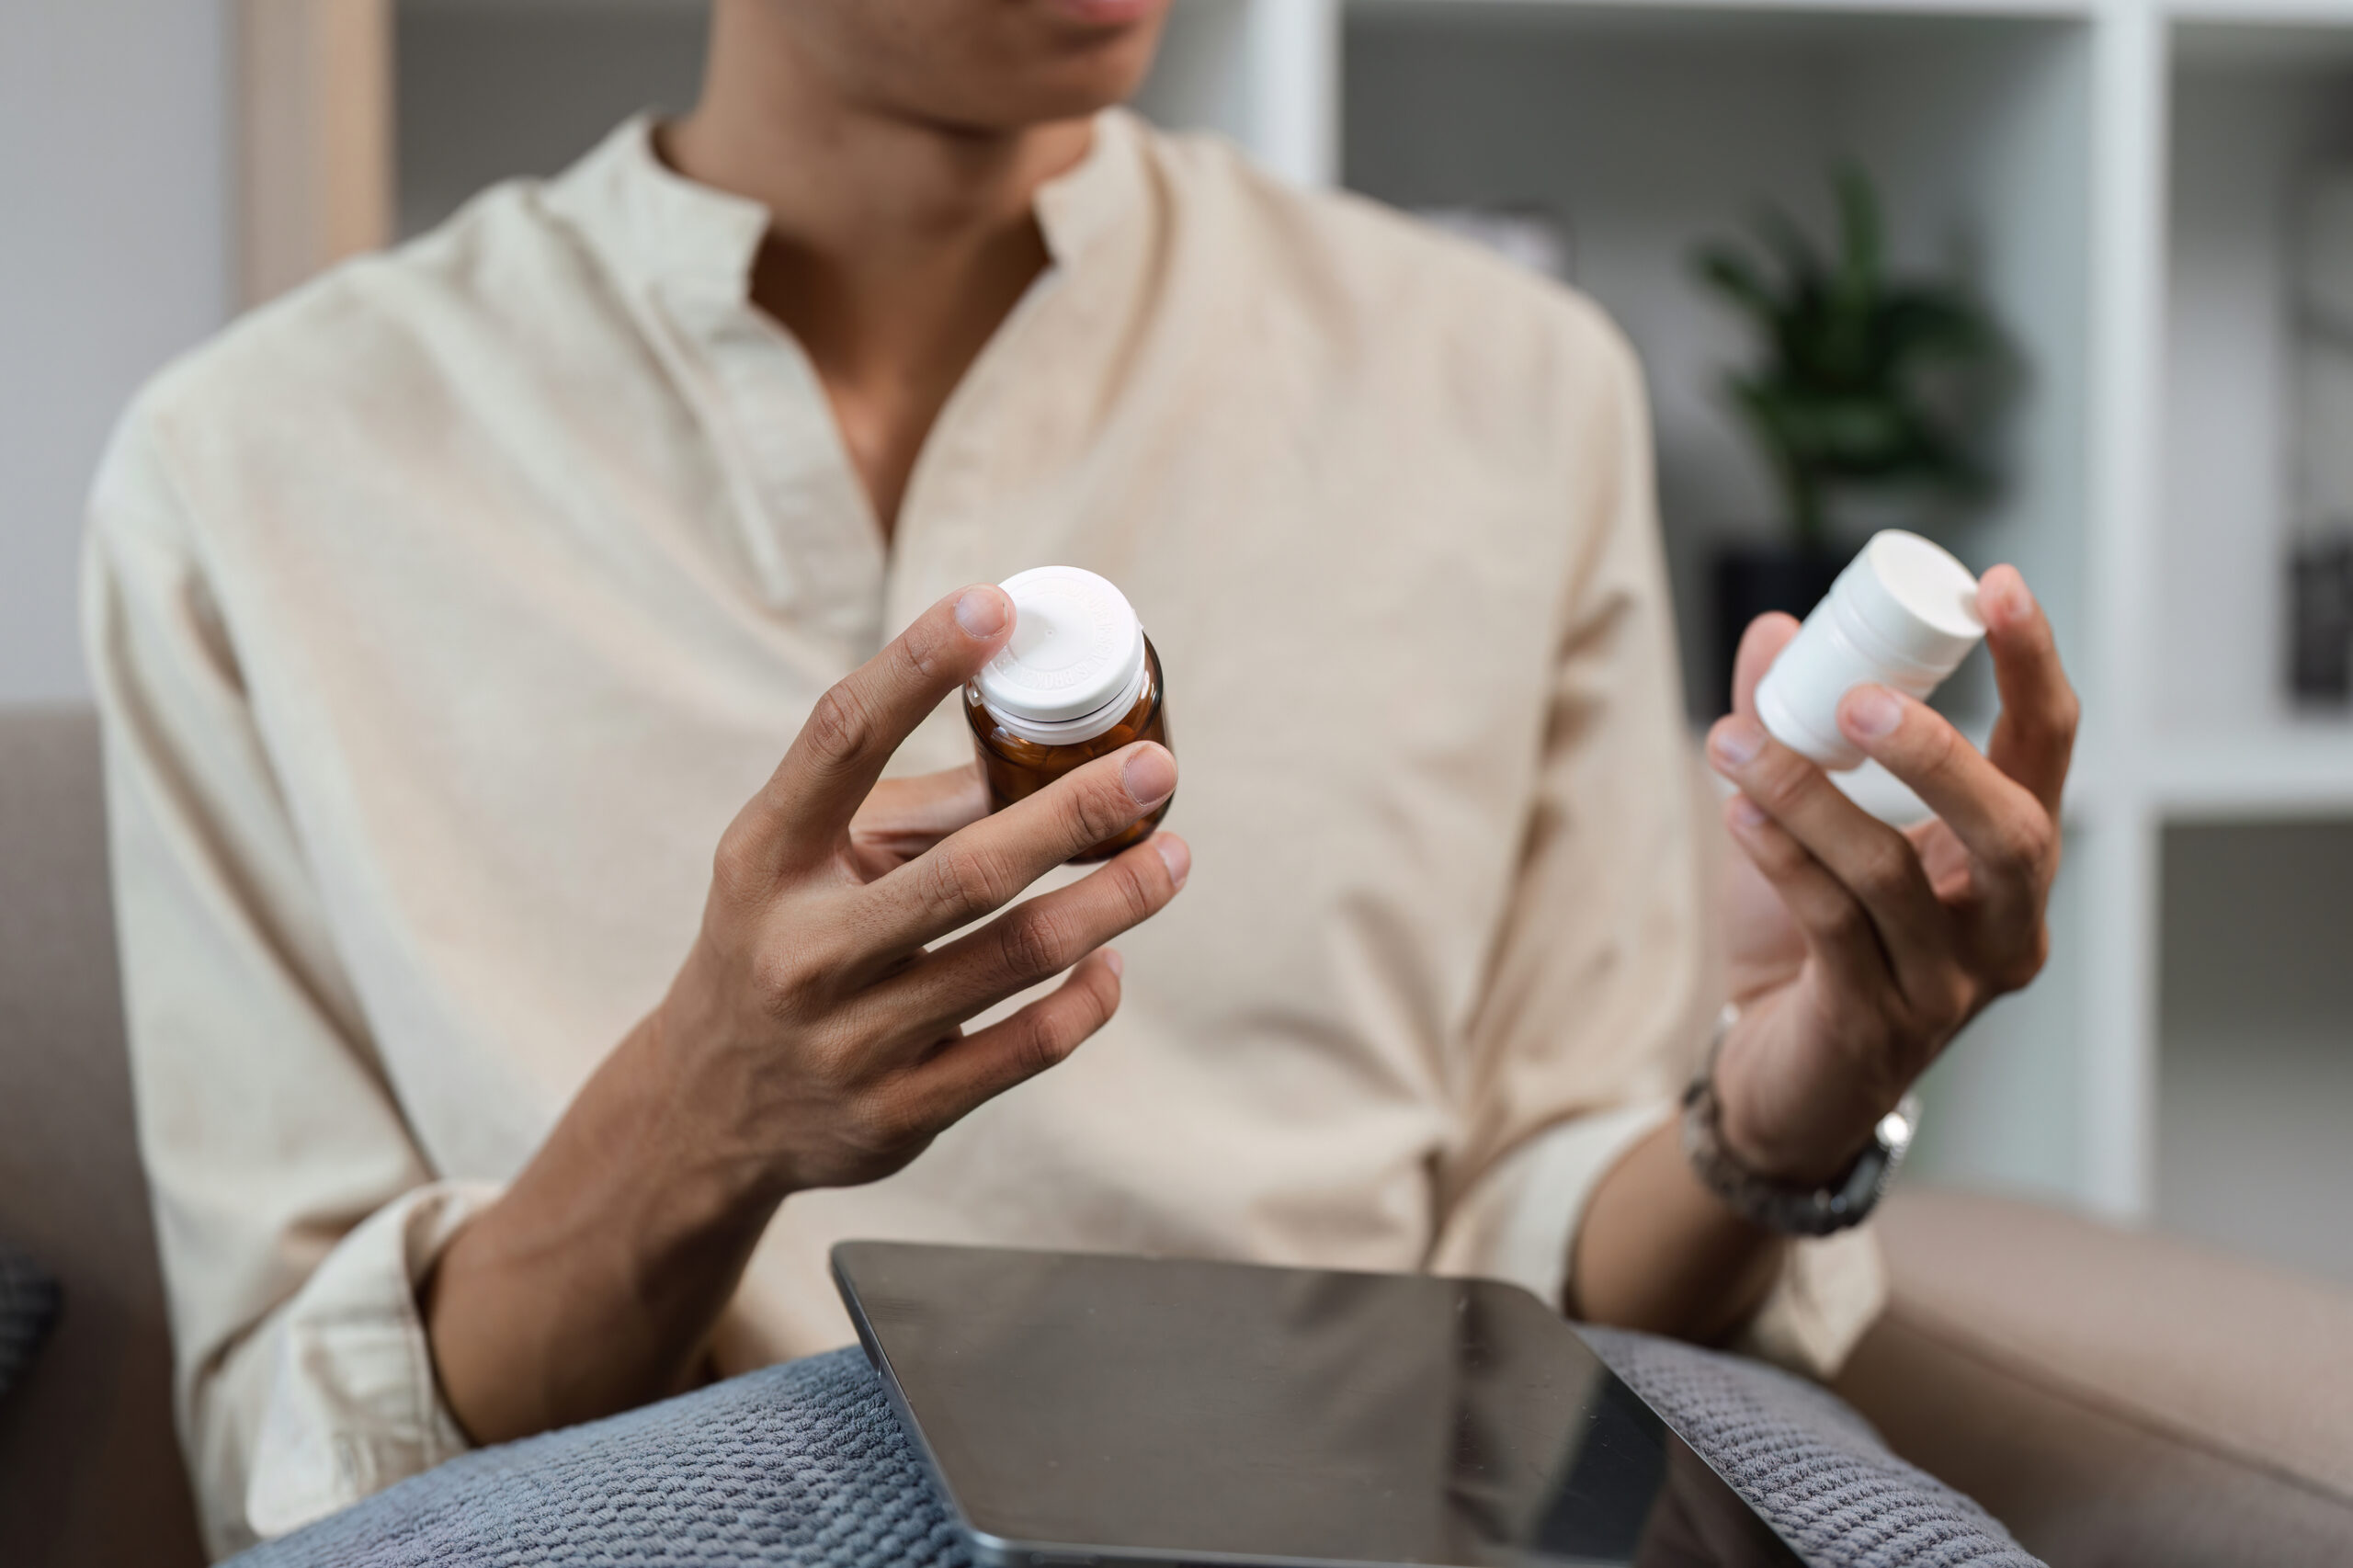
[{"xmin": 1679, "ymin": 1006, "xmax": 1920, "ymax": 1237}]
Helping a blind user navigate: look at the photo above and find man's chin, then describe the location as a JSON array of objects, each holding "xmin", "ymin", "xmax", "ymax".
[
  {"xmin": 1039, "ymin": 0, "xmax": 1173, "ymax": 30},
  {"xmin": 919, "ymin": 54, "xmax": 1164, "ymax": 135}
]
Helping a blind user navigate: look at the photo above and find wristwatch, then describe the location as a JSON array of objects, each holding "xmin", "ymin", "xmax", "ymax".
[{"xmin": 1680, "ymin": 1005, "xmax": 1921, "ymax": 1237}]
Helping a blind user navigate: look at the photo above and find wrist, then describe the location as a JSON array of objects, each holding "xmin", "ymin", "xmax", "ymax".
[
  {"xmin": 1682, "ymin": 1005, "xmax": 1921, "ymax": 1237},
  {"xmin": 1711, "ymin": 1009, "xmax": 1893, "ymax": 1187},
  {"xmin": 1715, "ymin": 1081, "xmax": 1870, "ymax": 1189},
  {"xmin": 620, "ymin": 1007, "xmax": 799, "ymax": 1218},
  {"xmin": 426, "ymin": 1022, "xmax": 783, "ymax": 1446}
]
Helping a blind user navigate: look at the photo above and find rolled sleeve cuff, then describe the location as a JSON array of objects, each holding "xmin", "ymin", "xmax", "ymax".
[
  {"xmin": 1733, "ymin": 1224, "xmax": 1887, "ymax": 1381},
  {"xmin": 244, "ymin": 1179, "xmax": 498, "ymax": 1540},
  {"xmin": 1429, "ymin": 1101, "xmax": 1890, "ymax": 1383}
]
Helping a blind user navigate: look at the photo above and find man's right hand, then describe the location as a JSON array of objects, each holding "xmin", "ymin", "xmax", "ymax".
[
  {"xmin": 649, "ymin": 581, "xmax": 1188, "ymax": 1196},
  {"xmin": 424, "ymin": 584, "xmax": 1185, "ymax": 1445}
]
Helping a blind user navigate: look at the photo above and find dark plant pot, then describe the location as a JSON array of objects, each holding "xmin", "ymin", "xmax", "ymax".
[
  {"xmin": 1711, "ymin": 542, "xmax": 1850, "ymax": 718},
  {"xmin": 2289, "ymin": 536, "xmax": 2353, "ymax": 707}
]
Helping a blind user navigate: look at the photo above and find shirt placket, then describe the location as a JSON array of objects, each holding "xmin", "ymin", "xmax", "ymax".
[
  {"xmin": 881, "ymin": 290, "xmax": 1053, "ymax": 637},
  {"xmin": 663, "ymin": 282, "xmax": 892, "ymax": 662}
]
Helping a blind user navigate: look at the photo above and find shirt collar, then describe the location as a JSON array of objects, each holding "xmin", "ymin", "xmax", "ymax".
[
  {"xmin": 547, "ymin": 108, "xmax": 1147, "ymax": 307},
  {"xmin": 545, "ymin": 114, "xmax": 770, "ymax": 304},
  {"xmin": 1037, "ymin": 107, "xmax": 1146, "ymax": 267}
]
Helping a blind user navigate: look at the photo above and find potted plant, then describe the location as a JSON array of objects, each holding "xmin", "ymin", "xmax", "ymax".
[{"xmin": 1691, "ymin": 165, "xmax": 2007, "ymax": 714}]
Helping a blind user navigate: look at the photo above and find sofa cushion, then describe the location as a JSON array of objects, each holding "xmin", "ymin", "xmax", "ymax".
[
  {"xmin": 1840, "ymin": 1188, "xmax": 2353, "ymax": 1568},
  {"xmin": 0, "ymin": 704, "xmax": 207, "ymax": 1567}
]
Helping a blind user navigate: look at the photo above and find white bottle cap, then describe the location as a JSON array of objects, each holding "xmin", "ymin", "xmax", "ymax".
[
  {"xmin": 1755, "ymin": 530, "xmax": 1985, "ymax": 771},
  {"xmin": 973, "ymin": 566, "xmax": 1149, "ymax": 745},
  {"xmin": 1843, "ymin": 530, "xmax": 1986, "ymax": 675}
]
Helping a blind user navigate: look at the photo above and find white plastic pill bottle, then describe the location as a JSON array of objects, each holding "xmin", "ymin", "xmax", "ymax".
[{"xmin": 1754, "ymin": 530, "xmax": 1985, "ymax": 772}]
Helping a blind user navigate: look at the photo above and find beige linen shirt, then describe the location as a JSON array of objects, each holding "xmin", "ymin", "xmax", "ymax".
[{"xmin": 85, "ymin": 112, "xmax": 1882, "ymax": 1556}]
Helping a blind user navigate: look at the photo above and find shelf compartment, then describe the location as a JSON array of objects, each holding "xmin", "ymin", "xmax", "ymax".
[
  {"xmin": 2157, "ymin": 18, "xmax": 2353, "ymax": 744},
  {"xmin": 2155, "ymin": 816, "xmax": 2353, "ymax": 1285},
  {"xmin": 1342, "ymin": 2, "xmax": 2095, "ymax": 724}
]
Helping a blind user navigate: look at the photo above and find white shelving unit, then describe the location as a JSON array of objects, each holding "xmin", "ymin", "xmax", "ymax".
[
  {"xmin": 1139, "ymin": 0, "xmax": 2353, "ymax": 1250},
  {"xmin": 2154, "ymin": 816, "xmax": 2353, "ymax": 1284},
  {"xmin": 2145, "ymin": 7, "xmax": 2353, "ymax": 1283},
  {"xmin": 1142, "ymin": 0, "xmax": 2131, "ymax": 1206},
  {"xmin": 358, "ymin": 0, "xmax": 2353, "ymax": 1265}
]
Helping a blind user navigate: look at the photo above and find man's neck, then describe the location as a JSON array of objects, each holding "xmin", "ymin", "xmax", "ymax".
[
  {"xmin": 666, "ymin": 46, "xmax": 1092, "ymax": 272},
  {"xmin": 663, "ymin": 6, "xmax": 1097, "ymax": 536}
]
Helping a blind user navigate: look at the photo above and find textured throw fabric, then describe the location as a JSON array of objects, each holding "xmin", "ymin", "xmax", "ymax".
[
  {"xmin": 1580, "ymin": 1329, "xmax": 2038, "ymax": 1568},
  {"xmin": 0, "ymin": 1239, "xmax": 61, "ymax": 1404},
  {"xmin": 233, "ymin": 1334, "xmax": 2037, "ymax": 1568}
]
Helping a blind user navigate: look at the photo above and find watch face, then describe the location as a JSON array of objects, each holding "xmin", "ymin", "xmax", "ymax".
[{"xmin": 1878, "ymin": 1094, "xmax": 1924, "ymax": 1156}]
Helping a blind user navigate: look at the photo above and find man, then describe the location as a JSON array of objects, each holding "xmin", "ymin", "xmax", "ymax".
[{"xmin": 85, "ymin": 0, "xmax": 2073, "ymax": 1553}]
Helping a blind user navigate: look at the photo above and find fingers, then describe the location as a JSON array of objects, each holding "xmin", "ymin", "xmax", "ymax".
[
  {"xmin": 868, "ymin": 741, "xmax": 1179, "ymax": 949},
  {"xmin": 896, "ymin": 949, "xmax": 1125, "ymax": 1131},
  {"xmin": 868, "ymin": 832, "xmax": 1188, "ymax": 1041},
  {"xmin": 1731, "ymin": 611, "xmax": 1802, "ymax": 719},
  {"xmin": 727, "ymin": 586, "xmax": 1013, "ymax": 885},
  {"xmin": 1720, "ymin": 794, "xmax": 1894, "ymax": 1001},
  {"xmin": 1976, "ymin": 566, "xmax": 2079, "ymax": 817},
  {"xmin": 848, "ymin": 764, "xmax": 992, "ymax": 866},
  {"xmin": 1833, "ymin": 683, "xmax": 2057, "ymax": 934},
  {"xmin": 1707, "ymin": 712, "xmax": 1952, "ymax": 995}
]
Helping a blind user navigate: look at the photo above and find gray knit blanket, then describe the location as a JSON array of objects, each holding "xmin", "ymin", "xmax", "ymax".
[{"xmin": 235, "ymin": 1331, "xmax": 2038, "ymax": 1568}]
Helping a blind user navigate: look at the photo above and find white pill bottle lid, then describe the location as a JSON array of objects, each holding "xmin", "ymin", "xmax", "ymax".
[
  {"xmin": 972, "ymin": 566, "xmax": 1150, "ymax": 745},
  {"xmin": 1755, "ymin": 530, "xmax": 1985, "ymax": 771}
]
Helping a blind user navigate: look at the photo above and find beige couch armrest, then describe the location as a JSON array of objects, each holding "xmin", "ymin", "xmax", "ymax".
[
  {"xmin": 0, "ymin": 706, "xmax": 207, "ymax": 1567},
  {"xmin": 1834, "ymin": 1188, "xmax": 2353, "ymax": 1568}
]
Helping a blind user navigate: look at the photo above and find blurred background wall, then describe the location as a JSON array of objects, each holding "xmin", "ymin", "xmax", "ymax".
[
  {"xmin": 0, "ymin": 0, "xmax": 233, "ymax": 704},
  {"xmin": 2, "ymin": 0, "xmax": 2348, "ymax": 1287}
]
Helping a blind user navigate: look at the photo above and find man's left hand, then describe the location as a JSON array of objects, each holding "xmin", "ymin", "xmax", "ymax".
[{"xmin": 1703, "ymin": 563, "xmax": 2078, "ymax": 1187}]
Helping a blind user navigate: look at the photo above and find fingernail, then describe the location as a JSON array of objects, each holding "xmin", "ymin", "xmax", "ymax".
[
  {"xmin": 1843, "ymin": 686, "xmax": 1903, "ymax": 740},
  {"xmin": 954, "ymin": 586, "xmax": 1008, "ymax": 638},
  {"xmin": 1984, "ymin": 570, "xmax": 2030, "ymax": 624},
  {"xmin": 1711, "ymin": 718, "xmax": 1765, "ymax": 769},
  {"xmin": 1154, "ymin": 834, "xmax": 1190, "ymax": 890},
  {"xmin": 1123, "ymin": 744, "xmax": 1176, "ymax": 808},
  {"xmin": 1101, "ymin": 949, "xmax": 1124, "ymax": 980},
  {"xmin": 1728, "ymin": 793, "xmax": 1768, "ymax": 830}
]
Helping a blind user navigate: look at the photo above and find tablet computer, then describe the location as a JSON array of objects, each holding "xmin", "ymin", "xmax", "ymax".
[{"xmin": 833, "ymin": 1241, "xmax": 1811, "ymax": 1568}]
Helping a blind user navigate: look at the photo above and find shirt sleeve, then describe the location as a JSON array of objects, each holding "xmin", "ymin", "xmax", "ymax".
[
  {"xmin": 83, "ymin": 391, "xmax": 491, "ymax": 1555},
  {"xmin": 1424, "ymin": 310, "xmax": 1885, "ymax": 1379}
]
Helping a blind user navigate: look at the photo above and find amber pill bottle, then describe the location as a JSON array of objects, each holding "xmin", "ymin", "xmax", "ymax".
[{"xmin": 964, "ymin": 566, "xmax": 1172, "ymax": 863}]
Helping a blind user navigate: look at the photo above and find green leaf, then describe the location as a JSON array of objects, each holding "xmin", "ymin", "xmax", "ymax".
[
  {"xmin": 1834, "ymin": 164, "xmax": 1882, "ymax": 303},
  {"xmin": 1688, "ymin": 161, "xmax": 2011, "ymax": 538},
  {"xmin": 1693, "ymin": 247, "xmax": 1780, "ymax": 329},
  {"xmin": 1751, "ymin": 205, "xmax": 1826, "ymax": 294}
]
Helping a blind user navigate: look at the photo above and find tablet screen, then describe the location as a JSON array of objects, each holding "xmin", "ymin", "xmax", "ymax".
[{"xmin": 835, "ymin": 1242, "xmax": 1807, "ymax": 1568}]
